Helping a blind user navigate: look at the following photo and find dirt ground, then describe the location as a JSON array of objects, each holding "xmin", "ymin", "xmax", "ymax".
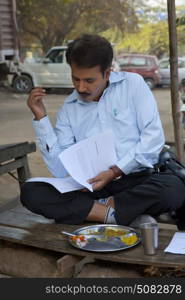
[{"xmin": 0, "ymin": 86, "xmax": 175, "ymax": 203}]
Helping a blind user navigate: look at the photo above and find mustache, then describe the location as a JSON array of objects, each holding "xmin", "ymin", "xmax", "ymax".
[{"xmin": 78, "ymin": 92, "xmax": 91, "ymax": 96}]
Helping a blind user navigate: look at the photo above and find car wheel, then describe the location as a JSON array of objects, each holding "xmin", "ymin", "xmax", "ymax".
[
  {"xmin": 13, "ymin": 75, "xmax": 33, "ymax": 93},
  {"xmin": 144, "ymin": 78, "xmax": 155, "ymax": 89}
]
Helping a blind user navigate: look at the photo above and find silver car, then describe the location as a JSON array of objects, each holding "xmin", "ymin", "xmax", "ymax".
[{"xmin": 159, "ymin": 57, "xmax": 185, "ymax": 86}]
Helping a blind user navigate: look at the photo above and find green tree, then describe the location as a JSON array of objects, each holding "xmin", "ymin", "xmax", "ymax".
[
  {"xmin": 17, "ymin": 0, "xmax": 89, "ymax": 51},
  {"xmin": 176, "ymin": 8, "xmax": 185, "ymax": 56},
  {"xmin": 17, "ymin": 0, "xmax": 142, "ymax": 52},
  {"xmin": 114, "ymin": 21, "xmax": 169, "ymax": 58}
]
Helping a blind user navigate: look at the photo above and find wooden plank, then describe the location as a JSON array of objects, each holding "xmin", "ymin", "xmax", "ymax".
[
  {"xmin": 0, "ymin": 157, "xmax": 27, "ymax": 175},
  {"xmin": 57, "ymin": 255, "xmax": 82, "ymax": 277},
  {"xmin": 0, "ymin": 205, "xmax": 177, "ymax": 239},
  {"xmin": 0, "ymin": 209, "xmax": 86, "ymax": 233},
  {"xmin": 0, "ymin": 0, "xmax": 11, "ymax": 6},
  {"xmin": 0, "ymin": 225, "xmax": 185, "ymax": 267},
  {"xmin": 0, "ymin": 196, "xmax": 19, "ymax": 213},
  {"xmin": 0, "ymin": 0, "xmax": 13, "ymax": 5},
  {"xmin": 9, "ymin": 204, "xmax": 47, "ymax": 216},
  {"xmin": 0, "ymin": 142, "xmax": 36, "ymax": 163},
  {"xmin": 10, "ymin": 205, "xmax": 37, "ymax": 215},
  {"xmin": 17, "ymin": 156, "xmax": 31, "ymax": 184},
  {"xmin": 76, "ymin": 261, "xmax": 143, "ymax": 278},
  {"xmin": 1, "ymin": 18, "xmax": 12, "ymax": 25},
  {"xmin": 0, "ymin": 274, "xmax": 12, "ymax": 278},
  {"xmin": 0, "ymin": 221, "xmax": 184, "ymax": 268},
  {"xmin": 10, "ymin": 204, "xmax": 176, "ymax": 228},
  {"xmin": 1, "ymin": 202, "xmax": 177, "ymax": 231},
  {"xmin": 0, "ymin": 203, "xmax": 177, "ymax": 235},
  {"xmin": 0, "ymin": 204, "xmax": 183, "ymax": 268},
  {"xmin": 0, "ymin": 210, "xmax": 55, "ymax": 228},
  {"xmin": 0, "ymin": 240, "xmax": 68, "ymax": 278},
  {"xmin": 0, "ymin": 208, "xmax": 176, "ymax": 240}
]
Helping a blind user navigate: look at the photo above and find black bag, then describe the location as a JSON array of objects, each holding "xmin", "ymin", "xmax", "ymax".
[
  {"xmin": 158, "ymin": 150, "xmax": 185, "ymax": 181},
  {"xmin": 158, "ymin": 149, "xmax": 185, "ymax": 230}
]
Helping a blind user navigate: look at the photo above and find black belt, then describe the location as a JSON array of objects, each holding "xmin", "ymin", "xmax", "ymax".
[{"xmin": 128, "ymin": 168, "xmax": 156, "ymax": 177}]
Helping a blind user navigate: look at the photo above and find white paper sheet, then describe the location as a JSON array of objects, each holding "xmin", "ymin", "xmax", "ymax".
[
  {"xmin": 59, "ymin": 130, "xmax": 117, "ymax": 191},
  {"xmin": 27, "ymin": 176, "xmax": 84, "ymax": 193},
  {"xmin": 164, "ymin": 232, "xmax": 185, "ymax": 254},
  {"xmin": 28, "ymin": 130, "xmax": 117, "ymax": 193}
]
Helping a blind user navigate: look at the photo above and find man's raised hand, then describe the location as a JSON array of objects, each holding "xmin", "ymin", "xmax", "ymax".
[{"xmin": 27, "ymin": 87, "xmax": 47, "ymax": 120}]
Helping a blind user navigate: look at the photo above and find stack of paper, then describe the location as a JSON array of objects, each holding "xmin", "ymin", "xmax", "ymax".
[
  {"xmin": 28, "ymin": 130, "xmax": 117, "ymax": 193},
  {"xmin": 164, "ymin": 232, "xmax": 185, "ymax": 254}
]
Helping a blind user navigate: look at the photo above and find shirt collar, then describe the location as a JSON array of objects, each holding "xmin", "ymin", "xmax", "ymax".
[{"xmin": 65, "ymin": 71, "xmax": 126, "ymax": 104}]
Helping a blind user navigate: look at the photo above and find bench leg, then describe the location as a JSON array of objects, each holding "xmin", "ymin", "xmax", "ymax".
[{"xmin": 16, "ymin": 155, "xmax": 31, "ymax": 188}]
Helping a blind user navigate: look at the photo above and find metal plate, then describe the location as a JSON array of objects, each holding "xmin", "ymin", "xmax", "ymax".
[{"xmin": 67, "ymin": 224, "xmax": 141, "ymax": 252}]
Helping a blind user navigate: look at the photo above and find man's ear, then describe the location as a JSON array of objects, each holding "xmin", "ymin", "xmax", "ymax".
[{"xmin": 105, "ymin": 68, "xmax": 111, "ymax": 80}]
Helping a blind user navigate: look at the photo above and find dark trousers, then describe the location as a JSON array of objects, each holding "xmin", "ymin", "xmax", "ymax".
[{"xmin": 20, "ymin": 172, "xmax": 185, "ymax": 225}]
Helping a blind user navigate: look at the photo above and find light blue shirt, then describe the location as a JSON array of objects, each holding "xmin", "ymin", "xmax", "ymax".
[{"xmin": 33, "ymin": 71, "xmax": 165, "ymax": 178}]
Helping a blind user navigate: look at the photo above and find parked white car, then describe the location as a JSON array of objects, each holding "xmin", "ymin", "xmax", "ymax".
[
  {"xmin": 158, "ymin": 57, "xmax": 185, "ymax": 86},
  {"xmin": 11, "ymin": 45, "xmax": 120, "ymax": 93},
  {"xmin": 11, "ymin": 46, "xmax": 73, "ymax": 93}
]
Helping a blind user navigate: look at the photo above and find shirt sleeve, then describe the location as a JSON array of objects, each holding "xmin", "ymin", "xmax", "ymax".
[
  {"xmin": 32, "ymin": 105, "xmax": 75, "ymax": 177},
  {"xmin": 116, "ymin": 75, "xmax": 165, "ymax": 174}
]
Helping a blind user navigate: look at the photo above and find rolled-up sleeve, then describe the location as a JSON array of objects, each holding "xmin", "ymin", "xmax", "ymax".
[{"xmin": 33, "ymin": 116, "xmax": 57, "ymax": 151}]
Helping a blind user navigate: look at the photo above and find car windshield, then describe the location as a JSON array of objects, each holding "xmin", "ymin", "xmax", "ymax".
[
  {"xmin": 129, "ymin": 57, "xmax": 147, "ymax": 66},
  {"xmin": 46, "ymin": 49, "xmax": 65, "ymax": 63},
  {"xmin": 117, "ymin": 57, "xmax": 130, "ymax": 66},
  {"xmin": 118, "ymin": 56, "xmax": 148, "ymax": 67}
]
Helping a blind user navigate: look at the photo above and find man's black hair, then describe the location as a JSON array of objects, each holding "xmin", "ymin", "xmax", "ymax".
[{"xmin": 66, "ymin": 34, "xmax": 113, "ymax": 75}]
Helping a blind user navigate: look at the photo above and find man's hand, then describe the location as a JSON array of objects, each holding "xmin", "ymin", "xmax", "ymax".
[
  {"xmin": 27, "ymin": 87, "xmax": 47, "ymax": 120},
  {"xmin": 88, "ymin": 169, "xmax": 115, "ymax": 191}
]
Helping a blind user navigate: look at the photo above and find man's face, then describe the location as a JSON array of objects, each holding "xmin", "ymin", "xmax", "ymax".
[{"xmin": 71, "ymin": 63, "xmax": 110, "ymax": 102}]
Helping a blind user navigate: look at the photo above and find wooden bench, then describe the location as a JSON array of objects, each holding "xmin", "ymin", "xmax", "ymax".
[
  {"xmin": 0, "ymin": 200, "xmax": 183, "ymax": 278},
  {"xmin": 0, "ymin": 142, "xmax": 36, "ymax": 188},
  {"xmin": 0, "ymin": 142, "xmax": 181, "ymax": 277}
]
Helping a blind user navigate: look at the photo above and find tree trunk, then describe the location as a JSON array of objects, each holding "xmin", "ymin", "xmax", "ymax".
[{"xmin": 167, "ymin": 0, "xmax": 184, "ymax": 162}]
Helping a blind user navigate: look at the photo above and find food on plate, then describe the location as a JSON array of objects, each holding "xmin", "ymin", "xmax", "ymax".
[
  {"xmin": 120, "ymin": 233, "xmax": 138, "ymax": 245},
  {"xmin": 104, "ymin": 227, "xmax": 127, "ymax": 237},
  {"xmin": 70, "ymin": 235, "xmax": 86, "ymax": 242},
  {"xmin": 69, "ymin": 226, "xmax": 139, "ymax": 249},
  {"xmin": 70, "ymin": 235, "xmax": 87, "ymax": 247}
]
